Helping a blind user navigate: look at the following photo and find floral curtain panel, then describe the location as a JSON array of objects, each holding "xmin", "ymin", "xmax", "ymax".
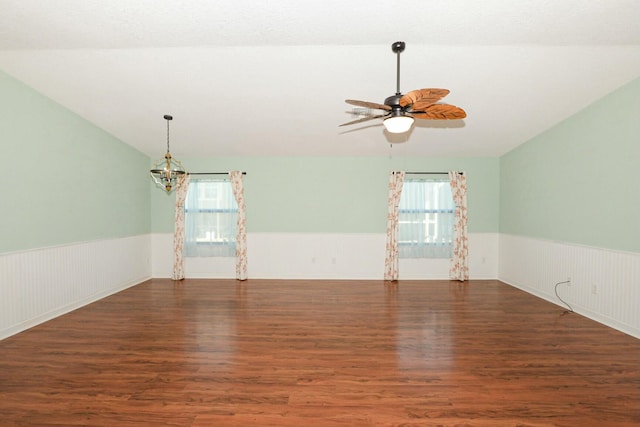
[
  {"xmin": 449, "ymin": 171, "xmax": 469, "ymax": 281},
  {"xmin": 384, "ymin": 171, "xmax": 405, "ymax": 281},
  {"xmin": 229, "ymin": 171, "xmax": 248, "ymax": 281},
  {"xmin": 172, "ymin": 174, "xmax": 191, "ymax": 280}
]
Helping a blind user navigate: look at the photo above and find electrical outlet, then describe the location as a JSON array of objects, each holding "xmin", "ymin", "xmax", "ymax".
[
  {"xmin": 567, "ymin": 276, "xmax": 571, "ymax": 286},
  {"xmin": 591, "ymin": 284, "xmax": 597, "ymax": 295}
]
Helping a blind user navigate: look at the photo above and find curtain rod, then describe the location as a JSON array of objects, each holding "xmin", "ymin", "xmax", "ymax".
[
  {"xmin": 394, "ymin": 171, "xmax": 464, "ymax": 175},
  {"xmin": 187, "ymin": 172, "xmax": 246, "ymax": 175}
]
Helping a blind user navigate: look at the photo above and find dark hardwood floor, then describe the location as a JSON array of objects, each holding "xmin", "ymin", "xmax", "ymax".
[{"xmin": 0, "ymin": 279, "xmax": 638, "ymax": 426}]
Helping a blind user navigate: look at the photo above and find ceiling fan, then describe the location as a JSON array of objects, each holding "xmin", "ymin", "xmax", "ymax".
[{"xmin": 340, "ymin": 41, "xmax": 466, "ymax": 133}]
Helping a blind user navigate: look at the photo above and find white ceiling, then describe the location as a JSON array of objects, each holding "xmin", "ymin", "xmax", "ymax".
[{"xmin": 0, "ymin": 0, "xmax": 639, "ymax": 158}]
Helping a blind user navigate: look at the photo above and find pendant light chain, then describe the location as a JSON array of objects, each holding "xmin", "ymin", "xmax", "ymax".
[{"xmin": 165, "ymin": 114, "xmax": 173, "ymax": 154}]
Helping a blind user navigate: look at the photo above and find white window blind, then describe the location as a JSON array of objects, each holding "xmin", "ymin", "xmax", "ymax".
[
  {"xmin": 185, "ymin": 179, "xmax": 237, "ymax": 257},
  {"xmin": 398, "ymin": 179, "xmax": 455, "ymax": 258}
]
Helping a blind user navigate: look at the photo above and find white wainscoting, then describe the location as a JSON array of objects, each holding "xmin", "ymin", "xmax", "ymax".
[
  {"xmin": 499, "ymin": 234, "xmax": 640, "ymax": 338},
  {"xmin": 151, "ymin": 232, "xmax": 498, "ymax": 280},
  {"xmin": 402, "ymin": 233, "xmax": 498, "ymax": 280},
  {"xmin": 0, "ymin": 235, "xmax": 151, "ymax": 340}
]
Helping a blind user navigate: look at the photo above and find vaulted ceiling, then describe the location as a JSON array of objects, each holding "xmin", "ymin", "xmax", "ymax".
[{"xmin": 1, "ymin": 0, "xmax": 638, "ymax": 158}]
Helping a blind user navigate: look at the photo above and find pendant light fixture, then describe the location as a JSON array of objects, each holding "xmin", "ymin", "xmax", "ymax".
[{"xmin": 150, "ymin": 114, "xmax": 185, "ymax": 193}]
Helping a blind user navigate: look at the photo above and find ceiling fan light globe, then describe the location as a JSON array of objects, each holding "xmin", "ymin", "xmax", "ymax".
[{"xmin": 383, "ymin": 115, "xmax": 414, "ymax": 133}]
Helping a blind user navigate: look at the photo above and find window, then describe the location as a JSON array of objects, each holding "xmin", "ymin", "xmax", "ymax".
[
  {"xmin": 185, "ymin": 179, "xmax": 238, "ymax": 257},
  {"xmin": 398, "ymin": 179, "xmax": 455, "ymax": 258}
]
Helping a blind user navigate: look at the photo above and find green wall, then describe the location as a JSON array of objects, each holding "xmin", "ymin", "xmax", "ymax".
[
  {"xmin": 500, "ymin": 78, "xmax": 640, "ymax": 252},
  {"xmin": 151, "ymin": 156, "xmax": 499, "ymax": 234},
  {"xmin": 1, "ymin": 70, "xmax": 151, "ymax": 253},
  {"xmin": 8, "ymin": 60, "xmax": 635, "ymax": 255}
]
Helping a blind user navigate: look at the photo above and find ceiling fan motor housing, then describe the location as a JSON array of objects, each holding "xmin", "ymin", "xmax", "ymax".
[{"xmin": 384, "ymin": 94, "xmax": 403, "ymax": 107}]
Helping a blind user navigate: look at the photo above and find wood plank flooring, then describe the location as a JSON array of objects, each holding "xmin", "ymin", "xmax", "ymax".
[{"xmin": 0, "ymin": 279, "xmax": 638, "ymax": 426}]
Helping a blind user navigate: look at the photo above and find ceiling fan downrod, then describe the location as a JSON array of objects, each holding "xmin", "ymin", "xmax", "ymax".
[
  {"xmin": 392, "ymin": 41, "xmax": 405, "ymax": 96},
  {"xmin": 385, "ymin": 41, "xmax": 406, "ymax": 107}
]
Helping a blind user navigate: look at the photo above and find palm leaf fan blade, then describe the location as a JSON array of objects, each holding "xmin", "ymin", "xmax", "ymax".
[
  {"xmin": 339, "ymin": 114, "xmax": 387, "ymax": 127},
  {"xmin": 399, "ymin": 88, "xmax": 450, "ymax": 109},
  {"xmin": 412, "ymin": 104, "xmax": 467, "ymax": 120},
  {"xmin": 345, "ymin": 100, "xmax": 392, "ymax": 111}
]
